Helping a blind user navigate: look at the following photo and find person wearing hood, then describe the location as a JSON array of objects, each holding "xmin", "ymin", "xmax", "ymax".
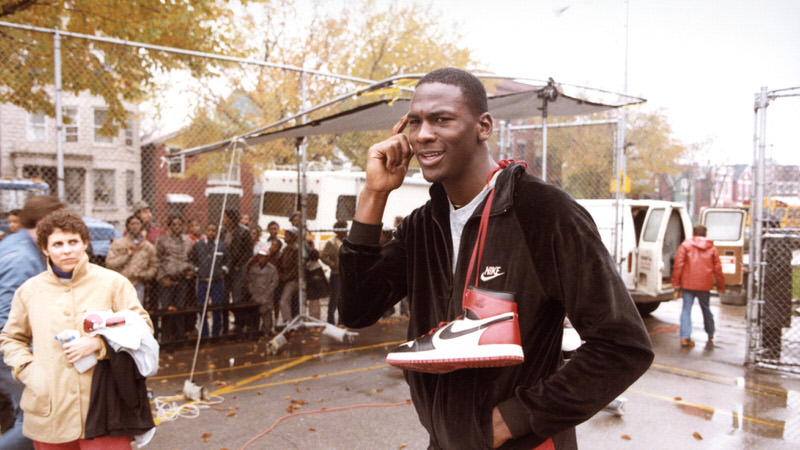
[{"xmin": 672, "ymin": 224, "xmax": 726, "ymax": 348}]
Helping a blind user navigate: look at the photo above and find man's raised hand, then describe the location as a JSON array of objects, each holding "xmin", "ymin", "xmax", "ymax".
[{"xmin": 363, "ymin": 114, "xmax": 413, "ymax": 194}]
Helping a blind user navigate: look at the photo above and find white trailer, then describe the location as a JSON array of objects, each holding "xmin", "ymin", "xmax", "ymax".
[{"xmin": 256, "ymin": 169, "xmax": 431, "ymax": 241}]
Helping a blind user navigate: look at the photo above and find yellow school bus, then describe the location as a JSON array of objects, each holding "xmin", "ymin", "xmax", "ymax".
[{"xmin": 744, "ymin": 197, "xmax": 800, "ymax": 229}]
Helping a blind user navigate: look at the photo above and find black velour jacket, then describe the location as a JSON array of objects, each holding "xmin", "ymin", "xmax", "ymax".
[{"xmin": 340, "ymin": 163, "xmax": 654, "ymax": 450}]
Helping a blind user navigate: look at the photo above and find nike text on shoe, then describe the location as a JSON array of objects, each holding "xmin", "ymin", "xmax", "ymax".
[{"xmin": 386, "ymin": 286, "xmax": 524, "ymax": 374}]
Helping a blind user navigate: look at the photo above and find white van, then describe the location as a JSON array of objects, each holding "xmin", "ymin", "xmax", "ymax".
[
  {"xmin": 577, "ymin": 199, "xmax": 693, "ymax": 315},
  {"xmin": 256, "ymin": 170, "xmax": 431, "ymax": 242}
]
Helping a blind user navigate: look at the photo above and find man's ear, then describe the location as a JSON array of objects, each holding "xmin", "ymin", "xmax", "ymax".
[{"xmin": 476, "ymin": 112, "xmax": 493, "ymax": 143}]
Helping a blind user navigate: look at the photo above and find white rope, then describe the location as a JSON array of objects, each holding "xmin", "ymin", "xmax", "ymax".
[
  {"xmin": 153, "ymin": 395, "xmax": 225, "ymax": 422},
  {"xmin": 188, "ymin": 138, "xmax": 242, "ymax": 382}
]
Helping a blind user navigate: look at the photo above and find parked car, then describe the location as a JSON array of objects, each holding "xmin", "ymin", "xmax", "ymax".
[
  {"xmin": 2, "ymin": 214, "xmax": 119, "ymax": 266},
  {"xmin": 83, "ymin": 216, "xmax": 121, "ymax": 266}
]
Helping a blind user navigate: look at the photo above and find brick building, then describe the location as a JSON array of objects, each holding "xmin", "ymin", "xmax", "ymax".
[{"xmin": 0, "ymin": 92, "xmax": 141, "ymax": 228}]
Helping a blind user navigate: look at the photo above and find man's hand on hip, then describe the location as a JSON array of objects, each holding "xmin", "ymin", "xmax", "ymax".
[{"xmin": 492, "ymin": 406, "xmax": 512, "ymax": 448}]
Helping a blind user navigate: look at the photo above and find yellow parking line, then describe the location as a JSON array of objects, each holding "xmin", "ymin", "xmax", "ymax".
[
  {"xmin": 154, "ymin": 341, "xmax": 790, "ymax": 433},
  {"xmin": 223, "ymin": 363, "xmax": 391, "ymax": 394},
  {"xmin": 211, "ymin": 355, "xmax": 315, "ymax": 396},
  {"xmin": 627, "ymin": 387, "xmax": 784, "ymax": 429},
  {"xmin": 151, "ymin": 340, "xmax": 404, "ymax": 425},
  {"xmin": 150, "ymin": 340, "xmax": 405, "ymax": 381},
  {"xmin": 153, "ymin": 356, "xmax": 315, "ymax": 426},
  {"xmin": 650, "ymin": 362, "xmax": 790, "ymax": 395}
]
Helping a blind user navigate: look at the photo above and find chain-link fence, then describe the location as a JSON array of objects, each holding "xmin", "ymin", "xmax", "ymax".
[
  {"xmin": 0, "ymin": 22, "xmax": 386, "ymax": 347},
  {"xmin": 748, "ymin": 87, "xmax": 800, "ymax": 372}
]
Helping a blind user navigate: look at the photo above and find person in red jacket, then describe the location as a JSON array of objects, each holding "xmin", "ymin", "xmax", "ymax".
[{"xmin": 672, "ymin": 224, "xmax": 726, "ymax": 347}]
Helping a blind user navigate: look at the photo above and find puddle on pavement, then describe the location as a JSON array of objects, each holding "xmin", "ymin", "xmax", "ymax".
[{"xmin": 673, "ymin": 377, "xmax": 800, "ymax": 444}]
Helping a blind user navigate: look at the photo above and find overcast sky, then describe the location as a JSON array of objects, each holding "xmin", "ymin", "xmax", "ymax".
[{"xmin": 432, "ymin": 0, "xmax": 800, "ymax": 165}]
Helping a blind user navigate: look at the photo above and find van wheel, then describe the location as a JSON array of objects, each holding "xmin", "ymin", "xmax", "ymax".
[{"xmin": 635, "ymin": 302, "xmax": 660, "ymax": 317}]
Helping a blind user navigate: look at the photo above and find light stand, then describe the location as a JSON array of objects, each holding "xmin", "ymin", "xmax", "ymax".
[{"xmin": 265, "ymin": 100, "xmax": 358, "ymax": 353}]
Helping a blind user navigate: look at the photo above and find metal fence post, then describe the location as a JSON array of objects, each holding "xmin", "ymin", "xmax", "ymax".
[
  {"xmin": 746, "ymin": 87, "xmax": 769, "ymax": 365},
  {"xmin": 53, "ymin": 29, "xmax": 65, "ymax": 201},
  {"xmin": 298, "ymin": 70, "xmax": 308, "ymax": 315}
]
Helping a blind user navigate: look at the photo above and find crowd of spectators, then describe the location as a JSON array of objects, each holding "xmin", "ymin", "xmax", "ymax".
[
  {"xmin": 99, "ymin": 202, "xmax": 352, "ymax": 344},
  {"xmin": 1, "ymin": 197, "xmax": 361, "ymax": 346}
]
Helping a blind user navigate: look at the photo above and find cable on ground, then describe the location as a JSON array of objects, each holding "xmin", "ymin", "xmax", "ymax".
[{"xmin": 240, "ymin": 400, "xmax": 412, "ymax": 449}]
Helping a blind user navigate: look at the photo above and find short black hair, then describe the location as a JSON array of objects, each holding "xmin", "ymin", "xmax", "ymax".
[
  {"xmin": 416, "ymin": 68, "xmax": 488, "ymax": 117},
  {"xmin": 225, "ymin": 209, "xmax": 240, "ymax": 224},
  {"xmin": 167, "ymin": 214, "xmax": 183, "ymax": 226},
  {"xmin": 125, "ymin": 214, "xmax": 142, "ymax": 229}
]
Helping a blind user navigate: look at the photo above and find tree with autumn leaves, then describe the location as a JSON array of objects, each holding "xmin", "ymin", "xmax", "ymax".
[
  {"xmin": 513, "ymin": 109, "xmax": 687, "ymax": 199},
  {"xmin": 1, "ymin": 0, "xmax": 687, "ymax": 195},
  {"xmin": 172, "ymin": 0, "xmax": 475, "ymax": 179},
  {"xmin": 0, "ymin": 0, "xmax": 249, "ymax": 136}
]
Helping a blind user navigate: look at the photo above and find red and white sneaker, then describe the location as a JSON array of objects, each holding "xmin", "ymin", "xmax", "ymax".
[{"xmin": 386, "ymin": 287, "xmax": 524, "ymax": 374}]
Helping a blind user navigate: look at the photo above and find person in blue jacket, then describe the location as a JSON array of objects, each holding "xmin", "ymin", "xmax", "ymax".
[
  {"xmin": 189, "ymin": 223, "xmax": 230, "ymax": 337},
  {"xmin": 0, "ymin": 195, "xmax": 63, "ymax": 449}
]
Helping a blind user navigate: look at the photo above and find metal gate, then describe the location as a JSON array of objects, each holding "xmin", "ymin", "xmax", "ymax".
[{"xmin": 747, "ymin": 86, "xmax": 800, "ymax": 372}]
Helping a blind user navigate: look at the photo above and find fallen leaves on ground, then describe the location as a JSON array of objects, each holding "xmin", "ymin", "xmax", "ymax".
[
  {"xmin": 693, "ymin": 432, "xmax": 703, "ymax": 440},
  {"xmin": 620, "ymin": 435, "xmax": 631, "ymax": 440}
]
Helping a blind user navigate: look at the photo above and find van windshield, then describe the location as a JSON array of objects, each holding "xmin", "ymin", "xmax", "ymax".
[{"xmin": 705, "ymin": 211, "xmax": 744, "ymax": 241}]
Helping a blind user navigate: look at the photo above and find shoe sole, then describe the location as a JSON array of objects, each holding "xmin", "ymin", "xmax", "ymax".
[
  {"xmin": 387, "ymin": 344, "xmax": 524, "ymax": 374},
  {"xmin": 387, "ymin": 356, "xmax": 524, "ymax": 374}
]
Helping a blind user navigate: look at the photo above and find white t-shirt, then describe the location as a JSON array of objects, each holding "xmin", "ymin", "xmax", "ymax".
[{"xmin": 449, "ymin": 177, "xmax": 497, "ymax": 273}]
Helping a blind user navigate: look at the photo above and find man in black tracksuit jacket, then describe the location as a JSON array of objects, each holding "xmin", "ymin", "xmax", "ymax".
[{"xmin": 339, "ymin": 68, "xmax": 653, "ymax": 449}]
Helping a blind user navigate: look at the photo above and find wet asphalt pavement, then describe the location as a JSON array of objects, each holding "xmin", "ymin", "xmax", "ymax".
[{"xmin": 146, "ymin": 298, "xmax": 800, "ymax": 450}]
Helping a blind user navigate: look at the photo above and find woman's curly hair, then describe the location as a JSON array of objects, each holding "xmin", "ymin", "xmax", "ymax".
[{"xmin": 36, "ymin": 209, "xmax": 90, "ymax": 249}]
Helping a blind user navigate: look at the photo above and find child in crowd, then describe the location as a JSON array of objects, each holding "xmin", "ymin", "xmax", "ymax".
[
  {"xmin": 305, "ymin": 249, "xmax": 329, "ymax": 320},
  {"xmin": 246, "ymin": 243, "xmax": 279, "ymax": 335}
]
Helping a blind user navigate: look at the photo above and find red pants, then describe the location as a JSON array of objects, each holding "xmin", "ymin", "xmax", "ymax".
[{"xmin": 34, "ymin": 435, "xmax": 131, "ymax": 450}]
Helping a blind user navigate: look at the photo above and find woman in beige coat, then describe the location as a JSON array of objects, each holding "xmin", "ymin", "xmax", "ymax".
[
  {"xmin": 0, "ymin": 210, "xmax": 154, "ymax": 448},
  {"xmin": 105, "ymin": 215, "xmax": 158, "ymax": 303}
]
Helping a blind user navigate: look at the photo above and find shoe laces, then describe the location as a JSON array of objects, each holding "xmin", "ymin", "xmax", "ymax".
[{"xmin": 422, "ymin": 316, "xmax": 463, "ymax": 337}]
